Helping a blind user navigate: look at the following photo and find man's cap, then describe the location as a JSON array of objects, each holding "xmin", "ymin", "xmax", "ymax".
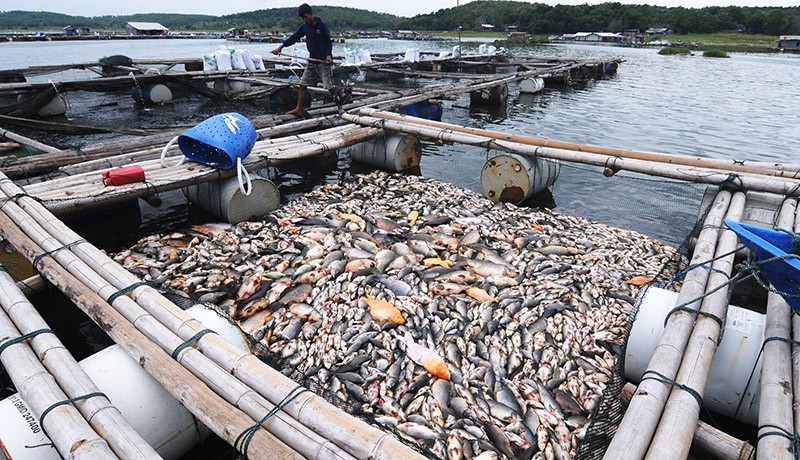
[{"xmin": 298, "ymin": 3, "xmax": 312, "ymax": 17}]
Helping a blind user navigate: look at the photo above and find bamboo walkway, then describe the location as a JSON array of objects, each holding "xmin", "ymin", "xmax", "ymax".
[{"xmin": 603, "ymin": 190, "xmax": 800, "ymax": 460}]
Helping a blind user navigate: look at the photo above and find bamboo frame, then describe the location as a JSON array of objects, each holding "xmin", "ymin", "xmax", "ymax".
[
  {"xmin": 646, "ymin": 191, "xmax": 747, "ymax": 459},
  {"xmin": 0, "ymin": 205, "xmax": 303, "ymax": 459},
  {"xmin": 14, "ymin": 125, "xmax": 381, "ymax": 215},
  {"xmin": 620, "ymin": 383, "xmax": 753, "ymax": 460},
  {"xmin": 0, "ymin": 176, "xmax": 421, "ymax": 460},
  {"xmin": 0, "ymin": 270, "xmax": 159, "ymax": 459},
  {"xmin": 354, "ymin": 108, "xmax": 800, "ymax": 179},
  {"xmin": 604, "ymin": 190, "xmax": 733, "ymax": 460},
  {"xmin": 0, "ymin": 279, "xmax": 119, "ymax": 458},
  {"xmin": 757, "ymin": 199, "xmax": 798, "ymax": 459},
  {"xmin": 342, "ymin": 113, "xmax": 800, "ymax": 195}
]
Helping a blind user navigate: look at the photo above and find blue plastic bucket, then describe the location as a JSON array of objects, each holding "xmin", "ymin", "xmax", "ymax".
[{"xmin": 177, "ymin": 113, "xmax": 256, "ymax": 170}]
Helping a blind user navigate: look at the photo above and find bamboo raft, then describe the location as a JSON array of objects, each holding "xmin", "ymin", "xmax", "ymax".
[{"xmin": 3, "ymin": 52, "xmax": 800, "ymax": 459}]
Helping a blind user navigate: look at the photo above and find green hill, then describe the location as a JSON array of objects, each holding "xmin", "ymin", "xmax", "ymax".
[{"xmin": 1, "ymin": 2, "xmax": 798, "ymax": 35}]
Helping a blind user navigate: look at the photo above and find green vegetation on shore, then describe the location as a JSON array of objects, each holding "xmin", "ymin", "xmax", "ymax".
[
  {"xmin": 1, "ymin": 1, "xmax": 798, "ymax": 37},
  {"xmin": 652, "ymin": 32, "xmax": 779, "ymax": 52},
  {"xmin": 703, "ymin": 49, "xmax": 730, "ymax": 57},
  {"xmin": 659, "ymin": 47, "xmax": 692, "ymax": 55}
]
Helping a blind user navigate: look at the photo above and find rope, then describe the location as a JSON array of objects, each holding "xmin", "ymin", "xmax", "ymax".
[
  {"xmin": 171, "ymin": 328, "xmax": 215, "ymax": 360},
  {"xmin": 640, "ymin": 369, "xmax": 704, "ymax": 408},
  {"xmin": 233, "ymin": 385, "xmax": 310, "ymax": 459},
  {"xmin": 719, "ymin": 173, "xmax": 744, "ymax": 190},
  {"xmin": 0, "ymin": 329, "xmax": 55, "ymax": 356},
  {"xmin": 39, "ymin": 392, "xmax": 108, "ymax": 442},
  {"xmin": 106, "ymin": 281, "xmax": 149, "ymax": 304},
  {"xmin": 32, "ymin": 239, "xmax": 87, "ymax": 272},
  {"xmin": 756, "ymin": 424, "xmax": 800, "ymax": 459}
]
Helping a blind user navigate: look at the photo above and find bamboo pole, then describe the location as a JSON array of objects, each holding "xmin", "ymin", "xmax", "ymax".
[
  {"xmin": 15, "ymin": 274, "xmax": 47, "ymax": 296},
  {"xmin": 646, "ymin": 191, "xmax": 747, "ymax": 459},
  {"xmin": 355, "ymin": 108, "xmax": 800, "ymax": 179},
  {"xmin": 0, "ymin": 178, "xmax": 425, "ymax": 460},
  {"xmin": 0, "ymin": 126, "xmax": 62, "ymax": 154},
  {"xmin": 0, "ymin": 288, "xmax": 119, "ymax": 459},
  {"xmin": 620, "ymin": 383, "xmax": 753, "ymax": 460},
  {"xmin": 0, "ymin": 206, "xmax": 302, "ymax": 460},
  {"xmin": 0, "ymin": 270, "xmax": 160, "ymax": 459},
  {"xmin": 757, "ymin": 198, "xmax": 798, "ymax": 459},
  {"xmin": 604, "ymin": 190, "xmax": 734, "ymax": 460},
  {"xmin": 342, "ymin": 113, "xmax": 800, "ymax": 195}
]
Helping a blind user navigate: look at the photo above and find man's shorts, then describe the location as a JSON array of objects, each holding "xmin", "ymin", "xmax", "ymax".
[{"xmin": 300, "ymin": 62, "xmax": 334, "ymax": 89}]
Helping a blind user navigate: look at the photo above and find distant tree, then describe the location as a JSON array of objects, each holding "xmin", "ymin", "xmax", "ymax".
[{"xmin": 763, "ymin": 8, "xmax": 790, "ymax": 35}]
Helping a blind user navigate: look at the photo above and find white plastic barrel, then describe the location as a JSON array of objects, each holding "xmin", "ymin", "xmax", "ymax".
[
  {"xmin": 625, "ymin": 287, "xmax": 763, "ymax": 426},
  {"xmin": 132, "ymin": 84, "xmax": 173, "ymax": 104},
  {"xmin": 0, "ymin": 304, "xmax": 248, "ymax": 459},
  {"xmin": 480, "ymin": 153, "xmax": 560, "ymax": 203},
  {"xmin": 519, "ymin": 77, "xmax": 545, "ymax": 94},
  {"xmin": 16, "ymin": 94, "xmax": 67, "ymax": 117},
  {"xmin": 348, "ymin": 134, "xmax": 421, "ymax": 172},
  {"xmin": 184, "ymin": 175, "xmax": 280, "ymax": 224}
]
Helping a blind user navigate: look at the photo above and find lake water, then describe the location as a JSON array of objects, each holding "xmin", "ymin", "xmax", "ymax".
[{"xmin": 2, "ymin": 38, "xmax": 799, "ymax": 247}]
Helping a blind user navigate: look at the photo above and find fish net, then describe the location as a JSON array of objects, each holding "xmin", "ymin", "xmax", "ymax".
[
  {"xmin": 573, "ymin": 178, "xmax": 725, "ymax": 460},
  {"xmin": 115, "ymin": 168, "xmax": 716, "ymax": 460}
]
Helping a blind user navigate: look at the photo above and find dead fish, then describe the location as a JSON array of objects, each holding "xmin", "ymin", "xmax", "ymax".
[
  {"xmin": 288, "ymin": 303, "xmax": 321, "ymax": 322},
  {"xmin": 483, "ymin": 421, "xmax": 516, "ymax": 458},
  {"xmin": 277, "ymin": 282, "xmax": 312, "ymax": 306},
  {"xmin": 362, "ymin": 297, "xmax": 405, "ymax": 324},
  {"xmin": 397, "ymin": 422, "xmax": 440, "ymax": 442},
  {"xmin": 466, "ymin": 287, "xmax": 497, "ymax": 303}
]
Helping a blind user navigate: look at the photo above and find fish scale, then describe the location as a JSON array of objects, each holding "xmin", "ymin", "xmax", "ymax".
[{"xmin": 115, "ymin": 171, "xmax": 683, "ymax": 460}]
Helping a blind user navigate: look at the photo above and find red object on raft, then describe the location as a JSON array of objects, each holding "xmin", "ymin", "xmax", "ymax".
[{"xmin": 102, "ymin": 165, "xmax": 145, "ymax": 186}]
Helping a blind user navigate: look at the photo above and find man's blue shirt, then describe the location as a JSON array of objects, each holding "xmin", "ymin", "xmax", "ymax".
[{"xmin": 282, "ymin": 17, "xmax": 333, "ymax": 61}]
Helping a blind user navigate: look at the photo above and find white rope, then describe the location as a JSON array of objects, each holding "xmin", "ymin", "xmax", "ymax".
[
  {"xmin": 236, "ymin": 157, "xmax": 252, "ymax": 196},
  {"xmin": 160, "ymin": 136, "xmax": 185, "ymax": 168}
]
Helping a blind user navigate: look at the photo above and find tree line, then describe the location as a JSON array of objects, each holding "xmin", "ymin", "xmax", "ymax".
[{"xmin": 1, "ymin": 2, "xmax": 798, "ymax": 35}]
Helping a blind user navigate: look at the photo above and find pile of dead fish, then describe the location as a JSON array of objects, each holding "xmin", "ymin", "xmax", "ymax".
[{"xmin": 114, "ymin": 171, "xmax": 681, "ymax": 460}]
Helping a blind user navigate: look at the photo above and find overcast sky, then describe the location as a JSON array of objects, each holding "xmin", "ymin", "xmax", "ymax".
[{"xmin": 2, "ymin": 1, "xmax": 797, "ymax": 19}]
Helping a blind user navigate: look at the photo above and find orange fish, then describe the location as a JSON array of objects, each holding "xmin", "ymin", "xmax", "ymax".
[
  {"xmin": 627, "ymin": 275, "xmax": 653, "ymax": 286},
  {"xmin": 402, "ymin": 331, "xmax": 450, "ymax": 380},
  {"xmin": 362, "ymin": 297, "xmax": 405, "ymax": 324},
  {"xmin": 423, "ymin": 257, "xmax": 453, "ymax": 268},
  {"xmin": 531, "ymin": 223, "xmax": 545, "ymax": 232},
  {"xmin": 408, "ymin": 210, "xmax": 420, "ymax": 225},
  {"xmin": 466, "ymin": 286, "xmax": 497, "ymax": 302}
]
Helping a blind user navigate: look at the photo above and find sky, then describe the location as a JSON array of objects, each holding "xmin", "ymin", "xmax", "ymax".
[{"xmin": 1, "ymin": 0, "xmax": 798, "ymax": 19}]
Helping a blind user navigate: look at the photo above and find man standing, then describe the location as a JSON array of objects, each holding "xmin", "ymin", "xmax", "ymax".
[{"xmin": 272, "ymin": 4, "xmax": 339, "ymax": 117}]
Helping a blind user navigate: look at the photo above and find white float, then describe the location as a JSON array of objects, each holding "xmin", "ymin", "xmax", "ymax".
[
  {"xmin": 184, "ymin": 175, "xmax": 280, "ymax": 224},
  {"xmin": 348, "ymin": 133, "xmax": 421, "ymax": 172},
  {"xmin": 519, "ymin": 77, "xmax": 545, "ymax": 94},
  {"xmin": 0, "ymin": 304, "xmax": 249, "ymax": 459},
  {"xmin": 625, "ymin": 287, "xmax": 763, "ymax": 426},
  {"xmin": 131, "ymin": 84, "xmax": 173, "ymax": 104},
  {"xmin": 480, "ymin": 153, "xmax": 560, "ymax": 203}
]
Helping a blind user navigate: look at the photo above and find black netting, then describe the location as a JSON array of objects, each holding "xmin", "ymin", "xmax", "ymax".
[{"xmin": 575, "ymin": 183, "xmax": 725, "ymax": 459}]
